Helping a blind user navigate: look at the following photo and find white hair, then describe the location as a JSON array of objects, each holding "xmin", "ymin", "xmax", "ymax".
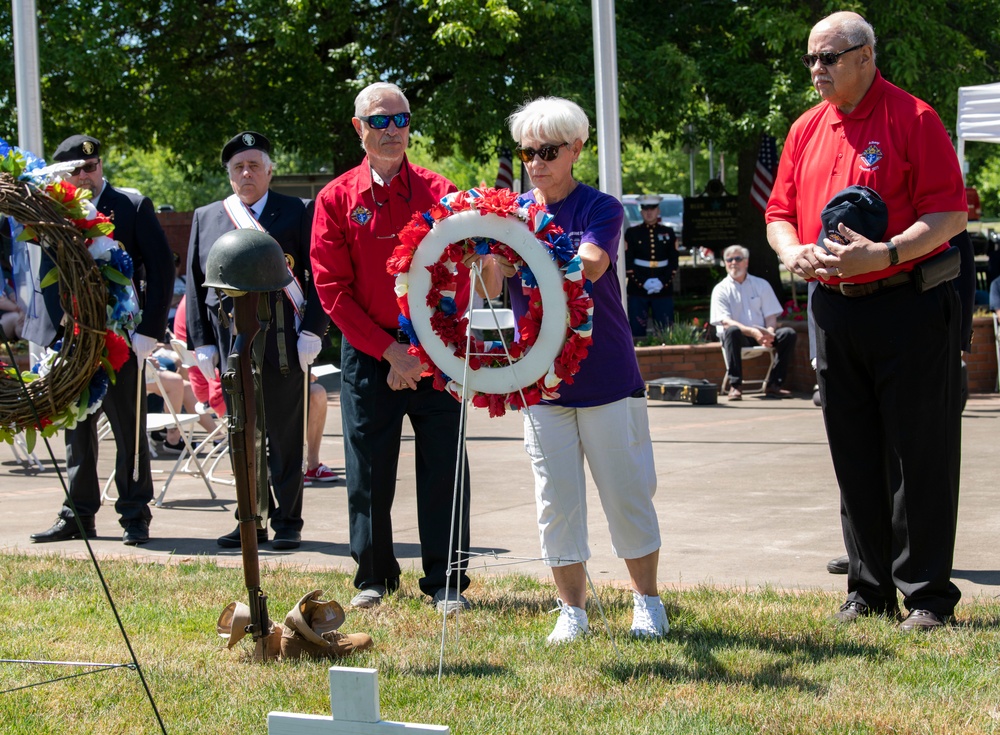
[
  {"xmin": 508, "ymin": 97, "xmax": 589, "ymax": 146},
  {"xmin": 723, "ymin": 245, "xmax": 749, "ymax": 260},
  {"xmin": 355, "ymin": 82, "xmax": 409, "ymax": 117}
]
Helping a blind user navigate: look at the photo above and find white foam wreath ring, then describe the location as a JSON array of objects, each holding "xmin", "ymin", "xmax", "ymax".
[{"xmin": 407, "ymin": 209, "xmax": 569, "ymax": 395}]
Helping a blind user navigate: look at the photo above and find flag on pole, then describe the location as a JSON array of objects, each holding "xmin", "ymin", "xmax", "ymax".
[
  {"xmin": 494, "ymin": 147, "xmax": 513, "ymax": 190},
  {"xmin": 750, "ymin": 134, "xmax": 777, "ymax": 213}
]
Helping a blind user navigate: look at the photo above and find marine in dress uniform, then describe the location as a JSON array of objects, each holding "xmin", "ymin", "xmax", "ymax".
[{"xmin": 625, "ymin": 195, "xmax": 678, "ymax": 337}]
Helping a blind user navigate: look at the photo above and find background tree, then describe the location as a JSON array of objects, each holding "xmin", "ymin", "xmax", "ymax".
[{"xmin": 1, "ymin": 0, "xmax": 998, "ymax": 222}]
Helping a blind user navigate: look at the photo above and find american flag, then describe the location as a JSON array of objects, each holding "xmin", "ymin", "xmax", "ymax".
[
  {"xmin": 494, "ymin": 147, "xmax": 513, "ymax": 190},
  {"xmin": 751, "ymin": 134, "xmax": 777, "ymax": 213}
]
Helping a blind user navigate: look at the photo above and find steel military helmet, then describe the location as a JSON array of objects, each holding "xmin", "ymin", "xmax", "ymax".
[{"xmin": 203, "ymin": 229, "xmax": 292, "ymax": 294}]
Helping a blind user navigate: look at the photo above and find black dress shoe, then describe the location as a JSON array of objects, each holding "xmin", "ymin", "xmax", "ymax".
[
  {"xmin": 271, "ymin": 530, "xmax": 301, "ymax": 551},
  {"xmin": 900, "ymin": 609, "xmax": 949, "ymax": 632},
  {"xmin": 31, "ymin": 517, "xmax": 96, "ymax": 543},
  {"xmin": 832, "ymin": 600, "xmax": 900, "ymax": 624},
  {"xmin": 827, "ymin": 554, "xmax": 849, "ymax": 574},
  {"xmin": 217, "ymin": 526, "xmax": 268, "ymax": 549},
  {"xmin": 122, "ymin": 520, "xmax": 150, "ymax": 546}
]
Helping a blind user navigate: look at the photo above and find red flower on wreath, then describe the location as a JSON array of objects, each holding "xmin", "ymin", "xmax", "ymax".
[{"xmin": 104, "ymin": 331, "xmax": 130, "ymax": 371}]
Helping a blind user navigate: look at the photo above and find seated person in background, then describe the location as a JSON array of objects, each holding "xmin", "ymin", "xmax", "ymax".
[
  {"xmin": 145, "ymin": 356, "xmax": 219, "ymax": 455},
  {"xmin": 173, "ymin": 294, "xmax": 225, "ymax": 416},
  {"xmin": 175, "ymin": 293, "xmax": 338, "ymax": 479},
  {"xmin": 709, "ymin": 244, "xmax": 797, "ymax": 401},
  {"xmin": 305, "ymin": 376, "xmax": 338, "ymax": 483},
  {"xmin": 0, "ymin": 284, "xmax": 24, "ymax": 340},
  {"xmin": 990, "ymin": 275, "xmax": 1000, "ymax": 318}
]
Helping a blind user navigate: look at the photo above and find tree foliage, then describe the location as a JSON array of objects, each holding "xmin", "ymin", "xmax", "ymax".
[{"xmin": 1, "ymin": 0, "xmax": 998, "ymax": 218}]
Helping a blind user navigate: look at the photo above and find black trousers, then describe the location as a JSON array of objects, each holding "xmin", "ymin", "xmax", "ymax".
[
  {"xmin": 721, "ymin": 324, "xmax": 797, "ymax": 385},
  {"xmin": 61, "ymin": 355, "xmax": 153, "ymax": 526},
  {"xmin": 340, "ymin": 339, "xmax": 471, "ymax": 597},
  {"xmin": 814, "ymin": 280, "xmax": 962, "ymax": 616},
  {"xmin": 214, "ymin": 309, "xmax": 305, "ymax": 534}
]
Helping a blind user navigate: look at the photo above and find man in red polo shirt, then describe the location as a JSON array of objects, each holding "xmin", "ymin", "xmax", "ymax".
[
  {"xmin": 766, "ymin": 11, "xmax": 967, "ymax": 631},
  {"xmin": 310, "ymin": 82, "xmax": 472, "ymax": 614}
]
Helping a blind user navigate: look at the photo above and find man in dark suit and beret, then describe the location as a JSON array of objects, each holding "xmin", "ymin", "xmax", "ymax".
[
  {"xmin": 186, "ymin": 131, "xmax": 328, "ymax": 550},
  {"xmin": 31, "ymin": 134, "xmax": 174, "ymax": 546}
]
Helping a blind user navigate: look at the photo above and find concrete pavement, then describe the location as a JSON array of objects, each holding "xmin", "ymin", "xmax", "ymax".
[{"xmin": 3, "ymin": 386, "xmax": 999, "ymax": 605}]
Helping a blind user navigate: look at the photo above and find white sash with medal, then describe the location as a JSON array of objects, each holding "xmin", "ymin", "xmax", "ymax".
[{"xmin": 222, "ymin": 194, "xmax": 306, "ymax": 328}]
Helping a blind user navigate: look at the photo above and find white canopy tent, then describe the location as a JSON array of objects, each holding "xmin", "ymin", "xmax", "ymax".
[{"xmin": 956, "ymin": 81, "xmax": 1000, "ymax": 180}]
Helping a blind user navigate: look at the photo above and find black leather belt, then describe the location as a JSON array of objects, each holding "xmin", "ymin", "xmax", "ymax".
[{"xmin": 819, "ymin": 271, "xmax": 913, "ymax": 298}]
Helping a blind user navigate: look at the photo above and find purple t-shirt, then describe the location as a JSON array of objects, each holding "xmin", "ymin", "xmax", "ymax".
[{"xmin": 509, "ymin": 183, "xmax": 643, "ymax": 407}]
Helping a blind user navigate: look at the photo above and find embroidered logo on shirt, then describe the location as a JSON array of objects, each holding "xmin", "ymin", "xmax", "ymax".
[
  {"xmin": 350, "ymin": 204, "xmax": 373, "ymax": 226},
  {"xmin": 859, "ymin": 143, "xmax": 883, "ymax": 170}
]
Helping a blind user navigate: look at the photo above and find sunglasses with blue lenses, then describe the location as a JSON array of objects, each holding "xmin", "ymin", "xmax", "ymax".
[{"xmin": 358, "ymin": 113, "xmax": 411, "ymax": 129}]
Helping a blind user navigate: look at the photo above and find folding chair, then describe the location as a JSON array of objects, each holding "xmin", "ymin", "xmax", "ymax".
[
  {"xmin": 9, "ymin": 434, "xmax": 43, "ymax": 471},
  {"xmin": 101, "ymin": 359, "xmax": 219, "ymax": 507},
  {"xmin": 468, "ymin": 307, "xmax": 516, "ymax": 333},
  {"xmin": 718, "ymin": 325, "xmax": 777, "ymax": 393},
  {"xmin": 170, "ymin": 338, "xmax": 232, "ymax": 490}
]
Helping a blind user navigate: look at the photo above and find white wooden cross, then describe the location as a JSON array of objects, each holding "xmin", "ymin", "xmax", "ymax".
[{"xmin": 268, "ymin": 667, "xmax": 450, "ymax": 734}]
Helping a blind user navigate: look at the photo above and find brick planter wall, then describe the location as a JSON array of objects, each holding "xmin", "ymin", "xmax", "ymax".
[{"xmin": 636, "ymin": 317, "xmax": 998, "ymax": 394}]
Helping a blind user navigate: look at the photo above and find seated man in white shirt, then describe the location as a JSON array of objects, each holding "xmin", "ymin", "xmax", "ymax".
[{"xmin": 709, "ymin": 245, "xmax": 797, "ymax": 401}]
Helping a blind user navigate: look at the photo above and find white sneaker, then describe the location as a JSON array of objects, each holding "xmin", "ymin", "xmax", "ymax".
[
  {"xmin": 631, "ymin": 591, "xmax": 669, "ymax": 638},
  {"xmin": 546, "ymin": 599, "xmax": 589, "ymax": 645}
]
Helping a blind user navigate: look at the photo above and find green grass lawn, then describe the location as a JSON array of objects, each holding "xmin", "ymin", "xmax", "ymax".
[{"xmin": 1, "ymin": 554, "xmax": 999, "ymax": 734}]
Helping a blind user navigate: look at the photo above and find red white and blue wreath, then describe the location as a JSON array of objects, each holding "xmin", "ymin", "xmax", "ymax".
[{"xmin": 386, "ymin": 187, "xmax": 594, "ymax": 418}]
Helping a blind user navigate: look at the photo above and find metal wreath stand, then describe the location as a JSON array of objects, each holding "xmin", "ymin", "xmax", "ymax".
[{"xmin": 400, "ymin": 206, "xmax": 620, "ymax": 677}]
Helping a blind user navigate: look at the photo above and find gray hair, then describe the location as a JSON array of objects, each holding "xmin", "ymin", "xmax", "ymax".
[
  {"xmin": 355, "ymin": 82, "xmax": 409, "ymax": 117},
  {"xmin": 508, "ymin": 97, "xmax": 590, "ymax": 146},
  {"xmin": 723, "ymin": 245, "xmax": 749, "ymax": 261},
  {"xmin": 827, "ymin": 14, "xmax": 877, "ymax": 63}
]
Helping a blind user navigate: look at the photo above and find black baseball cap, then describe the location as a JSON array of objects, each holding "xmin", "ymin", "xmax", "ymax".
[
  {"xmin": 817, "ymin": 185, "xmax": 888, "ymax": 251},
  {"xmin": 221, "ymin": 131, "xmax": 271, "ymax": 165},
  {"xmin": 52, "ymin": 134, "xmax": 101, "ymax": 162}
]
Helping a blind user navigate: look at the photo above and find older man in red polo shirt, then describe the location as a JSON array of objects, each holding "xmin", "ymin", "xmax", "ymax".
[
  {"xmin": 310, "ymin": 82, "xmax": 472, "ymax": 614},
  {"xmin": 766, "ymin": 11, "xmax": 967, "ymax": 631}
]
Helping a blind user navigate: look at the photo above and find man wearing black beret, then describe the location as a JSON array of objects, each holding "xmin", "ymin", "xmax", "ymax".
[
  {"xmin": 186, "ymin": 131, "xmax": 328, "ymax": 550},
  {"xmin": 31, "ymin": 134, "xmax": 174, "ymax": 546}
]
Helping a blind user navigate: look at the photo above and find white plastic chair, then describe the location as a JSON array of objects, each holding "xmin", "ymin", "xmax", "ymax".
[
  {"xmin": 467, "ymin": 307, "xmax": 516, "ymax": 332},
  {"xmin": 9, "ymin": 435, "xmax": 43, "ymax": 471},
  {"xmin": 170, "ymin": 338, "xmax": 232, "ymax": 490},
  {"xmin": 102, "ymin": 359, "xmax": 219, "ymax": 507}
]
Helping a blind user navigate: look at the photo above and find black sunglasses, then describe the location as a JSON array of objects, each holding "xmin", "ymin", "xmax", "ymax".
[
  {"xmin": 800, "ymin": 44, "xmax": 864, "ymax": 69},
  {"xmin": 515, "ymin": 142, "xmax": 569, "ymax": 163},
  {"xmin": 725, "ymin": 256, "xmax": 745, "ymax": 263},
  {"xmin": 358, "ymin": 112, "xmax": 411, "ymax": 129},
  {"xmin": 70, "ymin": 160, "xmax": 100, "ymax": 176}
]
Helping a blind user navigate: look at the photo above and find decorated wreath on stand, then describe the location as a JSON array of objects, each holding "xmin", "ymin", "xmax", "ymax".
[
  {"xmin": 0, "ymin": 139, "xmax": 140, "ymax": 448},
  {"xmin": 387, "ymin": 187, "xmax": 594, "ymax": 418}
]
